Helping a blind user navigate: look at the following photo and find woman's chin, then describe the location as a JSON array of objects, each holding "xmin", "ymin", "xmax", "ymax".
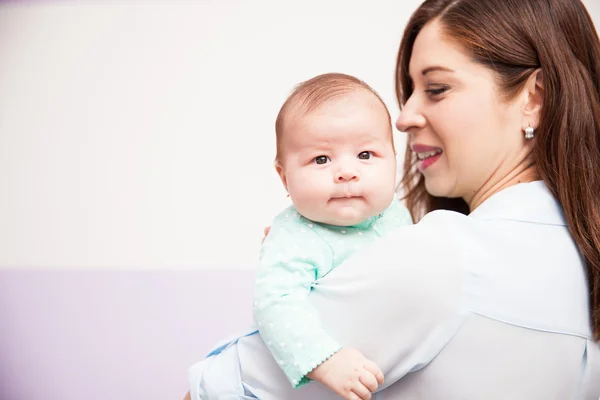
[
  {"xmin": 424, "ymin": 179, "xmax": 458, "ymax": 199},
  {"xmin": 424, "ymin": 180, "xmax": 446, "ymax": 198}
]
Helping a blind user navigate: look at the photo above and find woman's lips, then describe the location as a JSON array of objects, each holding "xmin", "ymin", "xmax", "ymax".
[
  {"xmin": 412, "ymin": 144, "xmax": 443, "ymax": 171},
  {"xmin": 417, "ymin": 153, "xmax": 442, "ymax": 170}
]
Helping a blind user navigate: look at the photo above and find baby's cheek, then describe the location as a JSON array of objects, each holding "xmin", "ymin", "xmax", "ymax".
[
  {"xmin": 289, "ymin": 178, "xmax": 328, "ymax": 206},
  {"xmin": 364, "ymin": 169, "xmax": 393, "ymax": 189},
  {"xmin": 363, "ymin": 174, "xmax": 396, "ymax": 206}
]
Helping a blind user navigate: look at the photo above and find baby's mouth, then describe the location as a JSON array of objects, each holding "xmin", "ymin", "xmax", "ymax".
[{"xmin": 331, "ymin": 184, "xmax": 362, "ymax": 201}]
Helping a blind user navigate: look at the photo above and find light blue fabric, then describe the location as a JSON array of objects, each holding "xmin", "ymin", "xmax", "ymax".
[{"xmin": 189, "ymin": 330, "xmax": 259, "ymax": 400}]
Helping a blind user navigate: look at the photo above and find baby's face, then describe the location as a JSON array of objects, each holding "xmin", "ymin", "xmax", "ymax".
[{"xmin": 277, "ymin": 90, "xmax": 397, "ymax": 226}]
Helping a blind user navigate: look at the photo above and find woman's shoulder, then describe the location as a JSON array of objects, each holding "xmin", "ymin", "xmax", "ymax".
[
  {"xmin": 397, "ymin": 205, "xmax": 592, "ymax": 339},
  {"xmin": 418, "ymin": 208, "xmax": 473, "ymax": 228},
  {"xmin": 387, "ymin": 209, "xmax": 475, "ymax": 256},
  {"xmin": 323, "ymin": 209, "xmax": 473, "ymax": 303}
]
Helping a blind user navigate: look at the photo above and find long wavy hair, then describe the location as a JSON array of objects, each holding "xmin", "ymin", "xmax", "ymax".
[{"xmin": 396, "ymin": 0, "xmax": 600, "ymax": 340}]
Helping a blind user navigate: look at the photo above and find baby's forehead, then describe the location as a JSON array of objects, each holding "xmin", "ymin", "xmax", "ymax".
[
  {"xmin": 285, "ymin": 98, "xmax": 391, "ymax": 144},
  {"xmin": 285, "ymin": 88, "xmax": 386, "ymax": 125}
]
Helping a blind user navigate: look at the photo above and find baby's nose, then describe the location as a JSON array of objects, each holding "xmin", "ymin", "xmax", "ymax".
[{"xmin": 335, "ymin": 171, "xmax": 359, "ymax": 182}]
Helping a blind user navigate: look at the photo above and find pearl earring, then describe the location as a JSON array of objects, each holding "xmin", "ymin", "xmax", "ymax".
[{"xmin": 525, "ymin": 125, "xmax": 535, "ymax": 139}]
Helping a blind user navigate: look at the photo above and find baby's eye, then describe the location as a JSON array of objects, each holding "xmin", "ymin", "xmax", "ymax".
[
  {"xmin": 358, "ymin": 151, "xmax": 373, "ymax": 160},
  {"xmin": 313, "ymin": 155, "xmax": 330, "ymax": 165}
]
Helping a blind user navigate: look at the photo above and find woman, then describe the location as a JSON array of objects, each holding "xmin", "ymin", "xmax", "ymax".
[{"xmin": 186, "ymin": 0, "xmax": 600, "ymax": 398}]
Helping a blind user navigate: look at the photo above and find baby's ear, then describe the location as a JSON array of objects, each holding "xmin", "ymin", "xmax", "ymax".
[{"xmin": 275, "ymin": 162, "xmax": 288, "ymax": 191}]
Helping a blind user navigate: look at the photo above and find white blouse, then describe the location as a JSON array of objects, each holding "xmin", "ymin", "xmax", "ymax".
[{"xmin": 198, "ymin": 181, "xmax": 600, "ymax": 399}]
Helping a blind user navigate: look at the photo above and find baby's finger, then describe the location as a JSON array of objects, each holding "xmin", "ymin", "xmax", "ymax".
[
  {"xmin": 351, "ymin": 382, "xmax": 372, "ymax": 400},
  {"xmin": 359, "ymin": 369, "xmax": 379, "ymax": 392},
  {"xmin": 261, "ymin": 226, "xmax": 271, "ymax": 243},
  {"xmin": 363, "ymin": 360, "xmax": 384, "ymax": 384},
  {"xmin": 345, "ymin": 392, "xmax": 363, "ymax": 400}
]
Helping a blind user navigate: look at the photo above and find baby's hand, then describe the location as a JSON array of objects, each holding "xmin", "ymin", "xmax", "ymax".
[
  {"xmin": 262, "ymin": 226, "xmax": 271, "ymax": 243},
  {"xmin": 307, "ymin": 348, "xmax": 384, "ymax": 400}
]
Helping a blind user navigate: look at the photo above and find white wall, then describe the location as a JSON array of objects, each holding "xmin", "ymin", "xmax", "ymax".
[
  {"xmin": 0, "ymin": 0, "xmax": 598, "ymax": 269},
  {"xmin": 0, "ymin": 0, "xmax": 420, "ymax": 269}
]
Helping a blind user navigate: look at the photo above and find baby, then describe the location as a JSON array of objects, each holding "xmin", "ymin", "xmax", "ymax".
[{"xmin": 188, "ymin": 73, "xmax": 413, "ymax": 400}]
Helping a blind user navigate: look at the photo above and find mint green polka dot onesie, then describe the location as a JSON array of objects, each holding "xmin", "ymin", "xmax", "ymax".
[{"xmin": 253, "ymin": 199, "xmax": 413, "ymax": 388}]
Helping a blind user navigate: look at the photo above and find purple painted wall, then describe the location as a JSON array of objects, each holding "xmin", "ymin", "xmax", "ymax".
[{"xmin": 0, "ymin": 269, "xmax": 255, "ymax": 400}]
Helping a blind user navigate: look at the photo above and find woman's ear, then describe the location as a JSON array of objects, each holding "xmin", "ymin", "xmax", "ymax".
[{"xmin": 523, "ymin": 68, "xmax": 544, "ymax": 128}]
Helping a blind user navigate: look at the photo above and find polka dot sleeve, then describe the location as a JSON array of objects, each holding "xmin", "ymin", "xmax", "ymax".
[{"xmin": 254, "ymin": 214, "xmax": 341, "ymax": 388}]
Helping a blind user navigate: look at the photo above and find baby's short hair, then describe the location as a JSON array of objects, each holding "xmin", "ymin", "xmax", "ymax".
[{"xmin": 275, "ymin": 72, "xmax": 392, "ymax": 162}]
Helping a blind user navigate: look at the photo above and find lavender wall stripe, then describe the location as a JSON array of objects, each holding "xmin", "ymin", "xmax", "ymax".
[{"xmin": 0, "ymin": 269, "xmax": 255, "ymax": 400}]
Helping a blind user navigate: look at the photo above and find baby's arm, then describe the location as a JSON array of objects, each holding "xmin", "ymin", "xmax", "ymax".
[
  {"xmin": 254, "ymin": 217, "xmax": 340, "ymax": 387},
  {"xmin": 254, "ymin": 216, "xmax": 383, "ymax": 399}
]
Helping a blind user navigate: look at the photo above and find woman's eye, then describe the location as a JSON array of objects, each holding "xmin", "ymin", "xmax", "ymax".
[
  {"xmin": 313, "ymin": 155, "xmax": 330, "ymax": 164},
  {"xmin": 425, "ymin": 86, "xmax": 449, "ymax": 97},
  {"xmin": 358, "ymin": 151, "xmax": 373, "ymax": 160}
]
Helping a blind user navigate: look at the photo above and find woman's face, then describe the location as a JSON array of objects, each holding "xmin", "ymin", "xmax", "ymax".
[{"xmin": 396, "ymin": 20, "xmax": 530, "ymax": 204}]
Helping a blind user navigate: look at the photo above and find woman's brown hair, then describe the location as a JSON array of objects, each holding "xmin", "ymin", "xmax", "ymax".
[{"xmin": 396, "ymin": 0, "xmax": 600, "ymax": 340}]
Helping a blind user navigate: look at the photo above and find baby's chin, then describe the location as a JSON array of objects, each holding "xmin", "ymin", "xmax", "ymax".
[{"xmin": 304, "ymin": 207, "xmax": 377, "ymax": 227}]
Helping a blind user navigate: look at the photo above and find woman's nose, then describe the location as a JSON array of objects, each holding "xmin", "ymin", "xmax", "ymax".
[{"xmin": 395, "ymin": 96, "xmax": 426, "ymax": 133}]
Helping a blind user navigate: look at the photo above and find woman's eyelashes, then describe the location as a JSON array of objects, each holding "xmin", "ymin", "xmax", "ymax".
[{"xmin": 424, "ymin": 85, "xmax": 450, "ymax": 98}]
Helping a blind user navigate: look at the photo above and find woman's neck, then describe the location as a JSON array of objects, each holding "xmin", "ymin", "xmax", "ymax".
[{"xmin": 466, "ymin": 153, "xmax": 540, "ymax": 212}]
